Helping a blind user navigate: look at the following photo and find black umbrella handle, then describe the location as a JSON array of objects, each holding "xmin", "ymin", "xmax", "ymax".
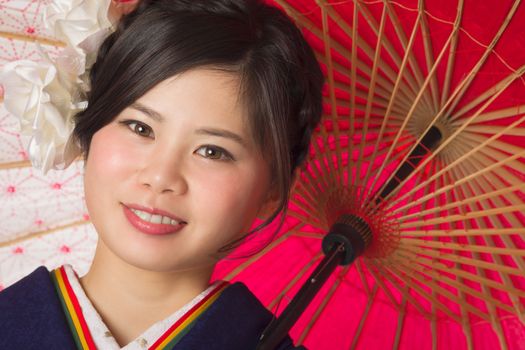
[
  {"xmin": 256, "ymin": 215, "xmax": 371, "ymax": 350},
  {"xmin": 256, "ymin": 245, "xmax": 344, "ymax": 350}
]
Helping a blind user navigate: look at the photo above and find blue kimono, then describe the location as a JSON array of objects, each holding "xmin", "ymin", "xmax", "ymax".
[{"xmin": 0, "ymin": 267, "xmax": 304, "ymax": 349}]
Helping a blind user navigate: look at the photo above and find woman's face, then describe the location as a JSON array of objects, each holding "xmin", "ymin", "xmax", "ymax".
[{"xmin": 83, "ymin": 68, "xmax": 273, "ymax": 274}]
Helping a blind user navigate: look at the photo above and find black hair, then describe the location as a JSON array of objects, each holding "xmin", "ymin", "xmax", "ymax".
[{"xmin": 73, "ymin": 0, "xmax": 324, "ymax": 250}]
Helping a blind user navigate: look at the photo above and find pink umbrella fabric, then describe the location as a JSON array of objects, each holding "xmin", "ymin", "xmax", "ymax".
[{"xmin": 212, "ymin": 0, "xmax": 525, "ymax": 349}]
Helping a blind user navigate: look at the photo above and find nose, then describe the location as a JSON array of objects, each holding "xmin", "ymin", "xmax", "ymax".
[{"xmin": 137, "ymin": 152, "xmax": 188, "ymax": 195}]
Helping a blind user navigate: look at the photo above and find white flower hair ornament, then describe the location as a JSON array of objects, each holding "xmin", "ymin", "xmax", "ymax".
[{"xmin": 0, "ymin": 0, "xmax": 139, "ymax": 173}]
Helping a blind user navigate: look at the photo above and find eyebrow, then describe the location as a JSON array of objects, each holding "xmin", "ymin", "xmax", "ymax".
[
  {"xmin": 130, "ymin": 102, "xmax": 165, "ymax": 122},
  {"xmin": 130, "ymin": 102, "xmax": 247, "ymax": 147},
  {"xmin": 195, "ymin": 128, "xmax": 247, "ymax": 148}
]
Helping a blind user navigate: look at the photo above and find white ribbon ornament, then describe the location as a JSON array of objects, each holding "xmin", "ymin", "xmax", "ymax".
[{"xmin": 0, "ymin": 0, "xmax": 113, "ymax": 173}]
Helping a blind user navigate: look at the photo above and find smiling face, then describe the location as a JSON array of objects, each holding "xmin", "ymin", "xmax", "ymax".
[{"xmin": 83, "ymin": 68, "xmax": 273, "ymax": 275}]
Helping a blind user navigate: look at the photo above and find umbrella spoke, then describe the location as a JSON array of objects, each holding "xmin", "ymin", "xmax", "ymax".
[
  {"xmin": 375, "ymin": 63, "xmax": 525, "ymax": 208},
  {"xmin": 296, "ymin": 266, "xmax": 348, "ymax": 345},
  {"xmin": 390, "ymin": 255, "xmax": 517, "ymax": 318},
  {"xmin": 349, "ymin": 283, "xmax": 379, "ymax": 350},
  {"xmin": 0, "ymin": 160, "xmax": 32, "ymax": 170},
  {"xmin": 354, "ymin": 1, "xmax": 434, "ymax": 112},
  {"xmin": 394, "ymin": 250, "xmax": 525, "ymax": 298},
  {"xmin": 451, "ymin": 73, "xmax": 525, "ymax": 122},
  {"xmin": 223, "ymin": 223, "xmax": 305, "ymax": 281},
  {"xmin": 456, "ymin": 104, "xmax": 525, "ymax": 124},
  {"xmin": 396, "ymin": 245, "xmax": 523, "ymax": 277},
  {"xmin": 354, "ymin": 4, "xmax": 388, "ymax": 190},
  {"xmin": 398, "ymin": 238, "xmax": 525, "ymax": 257},
  {"xmin": 0, "ymin": 31, "xmax": 65, "ymax": 47},
  {"xmin": 444, "ymin": 0, "xmax": 522, "ymax": 118},
  {"xmin": 448, "ymin": 161, "xmax": 525, "ymax": 321},
  {"xmin": 418, "ymin": 0, "xmax": 440, "ymax": 113},
  {"xmin": 369, "ymin": 23, "xmax": 460, "ymax": 206},
  {"xmin": 360, "ymin": 7, "xmax": 423, "ymax": 201},
  {"xmin": 0, "ymin": 219, "xmax": 90, "ymax": 248},
  {"xmin": 318, "ymin": 2, "xmax": 345, "ymax": 184},
  {"xmin": 268, "ymin": 252, "xmax": 324, "ymax": 311},
  {"xmin": 398, "ymin": 184, "xmax": 525, "ymax": 222},
  {"xmin": 370, "ymin": 261, "xmax": 459, "ymax": 322},
  {"xmin": 440, "ymin": 0, "xmax": 464, "ymax": 107},
  {"xmin": 401, "ymin": 228, "xmax": 525, "ymax": 238},
  {"xmin": 392, "ymin": 295, "xmax": 407, "ymax": 350},
  {"xmin": 390, "ymin": 113, "xmax": 525, "ymax": 214}
]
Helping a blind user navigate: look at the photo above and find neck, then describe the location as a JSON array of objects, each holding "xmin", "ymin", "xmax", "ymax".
[{"xmin": 80, "ymin": 241, "xmax": 214, "ymax": 346}]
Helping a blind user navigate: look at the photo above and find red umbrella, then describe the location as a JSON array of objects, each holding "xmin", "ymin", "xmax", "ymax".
[{"xmin": 212, "ymin": 0, "xmax": 525, "ymax": 349}]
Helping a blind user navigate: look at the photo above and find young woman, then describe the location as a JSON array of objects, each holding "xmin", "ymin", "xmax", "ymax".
[{"xmin": 0, "ymin": 0, "xmax": 323, "ymax": 348}]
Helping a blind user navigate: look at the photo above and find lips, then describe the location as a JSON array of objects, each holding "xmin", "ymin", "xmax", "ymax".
[{"xmin": 122, "ymin": 203, "xmax": 186, "ymax": 235}]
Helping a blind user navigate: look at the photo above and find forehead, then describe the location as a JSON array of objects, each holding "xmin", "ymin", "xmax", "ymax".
[{"xmin": 137, "ymin": 68, "xmax": 250, "ymax": 132}]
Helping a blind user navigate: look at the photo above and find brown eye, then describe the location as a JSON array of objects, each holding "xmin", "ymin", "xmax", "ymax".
[
  {"xmin": 195, "ymin": 145, "xmax": 234, "ymax": 161},
  {"xmin": 119, "ymin": 120, "xmax": 154, "ymax": 138}
]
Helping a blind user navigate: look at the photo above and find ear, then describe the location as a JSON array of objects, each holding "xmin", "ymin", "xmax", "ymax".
[{"xmin": 108, "ymin": 0, "xmax": 140, "ymax": 24}]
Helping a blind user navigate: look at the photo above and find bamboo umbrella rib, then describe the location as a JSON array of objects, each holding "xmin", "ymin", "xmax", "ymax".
[
  {"xmin": 465, "ymin": 125, "xmax": 525, "ymax": 137},
  {"xmin": 0, "ymin": 31, "xmax": 65, "ymax": 47},
  {"xmin": 366, "ymin": 261, "xmax": 403, "ymax": 311},
  {"xmin": 273, "ymin": 0, "xmax": 417, "ymax": 107},
  {"xmin": 223, "ymin": 223, "xmax": 304, "ymax": 281},
  {"xmin": 444, "ymin": 0, "xmax": 521, "ymax": 118},
  {"xmin": 451, "ymin": 76, "xmax": 525, "ymax": 123},
  {"xmin": 398, "ymin": 238, "xmax": 525, "ymax": 257},
  {"xmin": 307, "ymin": 132, "xmax": 332, "ymax": 192},
  {"xmin": 438, "ymin": 172, "xmax": 474, "ymax": 349},
  {"xmin": 314, "ymin": 53, "xmax": 412, "ymax": 112},
  {"xmin": 418, "ymin": 0, "xmax": 440, "ymax": 112},
  {"xmin": 392, "ymin": 296, "xmax": 407, "ymax": 350},
  {"xmin": 345, "ymin": 0, "xmax": 359, "ymax": 189},
  {"xmin": 317, "ymin": 1, "xmax": 345, "ymax": 185},
  {"xmin": 290, "ymin": 231, "xmax": 324, "ymax": 239},
  {"xmin": 368, "ymin": 23, "xmax": 460, "ymax": 206},
  {"xmin": 394, "ymin": 250, "xmax": 525, "ymax": 298},
  {"xmin": 354, "ymin": 4, "xmax": 388, "ymax": 190},
  {"xmin": 392, "ymin": 255, "xmax": 516, "ymax": 331},
  {"xmin": 355, "ymin": 1, "xmax": 420, "ymax": 95},
  {"xmin": 321, "ymin": 1, "xmax": 421, "ymax": 104},
  {"xmin": 361, "ymin": 10, "xmax": 423, "ymax": 200},
  {"xmin": 292, "ymin": 187, "xmax": 327, "ymax": 225},
  {"xmin": 398, "ymin": 183, "xmax": 525, "ymax": 222},
  {"xmin": 0, "ymin": 219, "xmax": 91, "ymax": 248},
  {"xmin": 457, "ymin": 138, "xmax": 525, "ymax": 189},
  {"xmin": 449, "ymin": 162, "xmax": 525, "ymax": 321},
  {"xmin": 387, "ymin": 139, "xmax": 525, "ymax": 213},
  {"xmin": 349, "ymin": 284, "xmax": 379, "ymax": 350},
  {"xmin": 446, "ymin": 167, "xmax": 514, "ymax": 347},
  {"xmin": 375, "ymin": 63, "xmax": 525, "ymax": 208},
  {"xmin": 399, "ymin": 204, "xmax": 525, "ymax": 229},
  {"xmin": 287, "ymin": 210, "xmax": 324, "ymax": 231},
  {"xmin": 456, "ymin": 105, "xmax": 525, "ymax": 124},
  {"xmin": 382, "ymin": 0, "xmax": 439, "ymax": 114},
  {"xmin": 0, "ymin": 160, "xmax": 32, "ymax": 169},
  {"xmin": 297, "ymin": 267, "xmax": 348, "ymax": 345},
  {"xmin": 386, "ymin": 263, "xmax": 492, "ymax": 322},
  {"xmin": 396, "ymin": 245, "xmax": 524, "ymax": 277},
  {"xmin": 371, "ymin": 261, "xmax": 462, "ymax": 323},
  {"xmin": 355, "ymin": 259, "xmax": 372, "ymax": 296},
  {"xmin": 402, "ymin": 228, "xmax": 525, "ymax": 238},
  {"xmin": 440, "ymin": 0, "xmax": 464, "ymax": 107},
  {"xmin": 459, "ymin": 135, "xmax": 525, "ymax": 175},
  {"xmin": 268, "ymin": 252, "xmax": 324, "ymax": 310}
]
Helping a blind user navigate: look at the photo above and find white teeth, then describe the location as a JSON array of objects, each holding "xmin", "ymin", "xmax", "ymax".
[
  {"xmin": 151, "ymin": 214, "xmax": 162, "ymax": 224},
  {"xmin": 130, "ymin": 208, "xmax": 180, "ymax": 226}
]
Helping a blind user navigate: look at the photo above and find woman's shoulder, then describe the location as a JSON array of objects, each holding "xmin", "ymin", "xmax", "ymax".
[
  {"xmin": 175, "ymin": 281, "xmax": 305, "ymax": 350},
  {"xmin": 0, "ymin": 266, "xmax": 76, "ymax": 349}
]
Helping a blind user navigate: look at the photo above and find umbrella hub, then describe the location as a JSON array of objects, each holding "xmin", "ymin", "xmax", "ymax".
[{"xmin": 322, "ymin": 214, "xmax": 372, "ymax": 265}]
